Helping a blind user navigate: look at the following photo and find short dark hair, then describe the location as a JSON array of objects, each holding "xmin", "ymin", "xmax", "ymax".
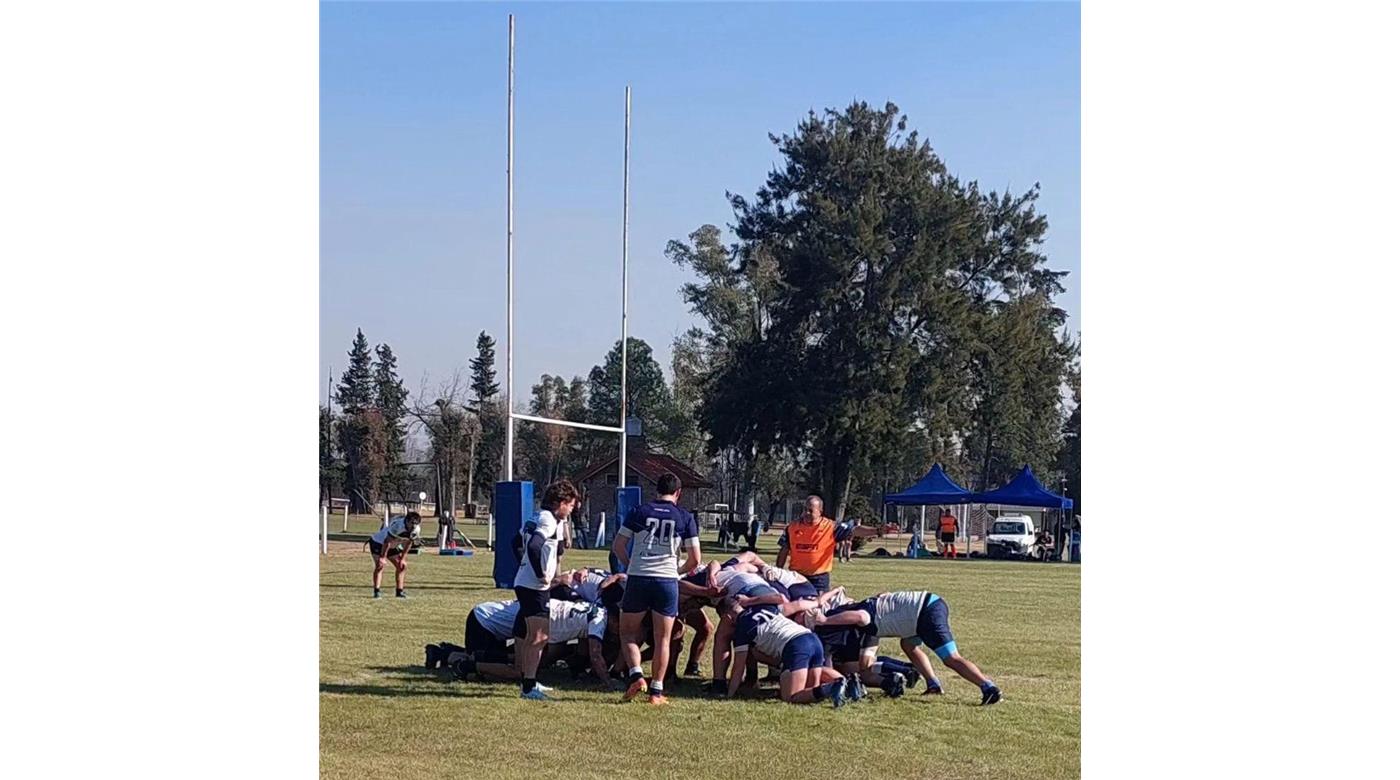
[
  {"xmin": 656, "ymin": 472, "xmax": 681, "ymax": 496},
  {"xmin": 405, "ymin": 511, "xmax": 421, "ymax": 525},
  {"xmin": 541, "ymin": 480, "xmax": 581, "ymax": 512}
]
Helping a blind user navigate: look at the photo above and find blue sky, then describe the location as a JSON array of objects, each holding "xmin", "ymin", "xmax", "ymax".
[{"xmin": 321, "ymin": 1, "xmax": 1080, "ymax": 406}]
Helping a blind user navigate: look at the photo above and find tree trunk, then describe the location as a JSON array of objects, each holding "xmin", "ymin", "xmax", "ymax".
[
  {"xmin": 828, "ymin": 446, "xmax": 853, "ymax": 522},
  {"xmin": 465, "ymin": 430, "xmax": 478, "ymax": 506}
]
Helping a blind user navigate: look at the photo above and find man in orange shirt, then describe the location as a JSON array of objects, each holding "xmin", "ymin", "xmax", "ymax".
[
  {"xmin": 776, "ymin": 495, "xmax": 850, "ymax": 593},
  {"xmin": 937, "ymin": 508, "xmax": 959, "ymax": 559}
]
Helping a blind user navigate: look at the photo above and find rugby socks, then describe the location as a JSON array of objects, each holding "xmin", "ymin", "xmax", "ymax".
[
  {"xmin": 812, "ymin": 681, "xmax": 838, "ymax": 702},
  {"xmin": 648, "ymin": 680, "xmax": 664, "ymax": 696},
  {"xmin": 373, "ymin": 588, "xmax": 381, "ymax": 598},
  {"xmin": 522, "ymin": 677, "xmax": 536, "ymax": 694},
  {"xmin": 877, "ymin": 656, "xmax": 915, "ymax": 676},
  {"xmin": 627, "ymin": 666, "xmax": 644, "ymax": 684},
  {"xmin": 980, "ymin": 680, "xmax": 997, "ymax": 693}
]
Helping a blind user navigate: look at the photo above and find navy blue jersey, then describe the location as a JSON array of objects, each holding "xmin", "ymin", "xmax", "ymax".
[
  {"xmin": 733, "ymin": 605, "xmax": 811, "ymax": 658},
  {"xmin": 616, "ymin": 499, "xmax": 700, "ymax": 579}
]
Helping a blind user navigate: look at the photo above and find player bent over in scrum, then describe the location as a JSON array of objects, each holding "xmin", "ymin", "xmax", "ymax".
[
  {"xmin": 513, "ymin": 480, "xmax": 580, "ymax": 700},
  {"xmin": 423, "ymin": 599, "xmax": 522, "ymax": 680},
  {"xmin": 814, "ymin": 590, "xmax": 1002, "ymax": 704},
  {"xmin": 612, "ymin": 473, "xmax": 702, "ymax": 705},
  {"xmin": 367, "ymin": 511, "xmax": 422, "ymax": 599},
  {"xmin": 725, "ymin": 605, "xmax": 859, "ymax": 707}
]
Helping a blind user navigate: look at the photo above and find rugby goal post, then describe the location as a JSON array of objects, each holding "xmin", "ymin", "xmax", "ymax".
[{"xmin": 495, "ymin": 15, "xmax": 639, "ymax": 587}]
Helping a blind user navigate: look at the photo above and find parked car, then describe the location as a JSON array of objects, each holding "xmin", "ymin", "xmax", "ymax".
[{"xmin": 985, "ymin": 514, "xmax": 1037, "ymax": 560}]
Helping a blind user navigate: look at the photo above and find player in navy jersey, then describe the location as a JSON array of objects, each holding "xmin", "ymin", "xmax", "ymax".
[
  {"xmin": 725, "ymin": 605, "xmax": 858, "ymax": 707},
  {"xmin": 611, "ymin": 473, "xmax": 702, "ymax": 704}
]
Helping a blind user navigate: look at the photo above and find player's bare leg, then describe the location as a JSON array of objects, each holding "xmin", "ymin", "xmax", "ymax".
[
  {"xmin": 648, "ymin": 615, "xmax": 676, "ymax": 702},
  {"xmin": 683, "ymin": 609, "xmax": 711, "ymax": 675},
  {"xmin": 619, "ymin": 611, "xmax": 648, "ymax": 700},
  {"xmin": 901, "ymin": 638, "xmax": 943, "ymax": 693},
  {"xmin": 372, "ymin": 555, "xmax": 386, "ymax": 593}
]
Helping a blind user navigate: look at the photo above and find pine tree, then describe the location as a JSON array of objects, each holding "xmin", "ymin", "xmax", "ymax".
[
  {"xmin": 470, "ymin": 331, "xmax": 499, "ymax": 404},
  {"xmin": 373, "ymin": 343, "xmax": 409, "ymax": 500},
  {"xmin": 335, "ymin": 329, "xmax": 383, "ymax": 512},
  {"xmin": 335, "ymin": 329, "xmax": 374, "ymax": 413},
  {"xmin": 469, "ymin": 331, "xmax": 502, "ymax": 506}
]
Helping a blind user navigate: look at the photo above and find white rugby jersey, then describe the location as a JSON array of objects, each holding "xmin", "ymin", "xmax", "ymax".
[
  {"xmin": 714, "ymin": 568, "xmax": 767, "ymax": 596},
  {"xmin": 873, "ymin": 591, "xmax": 930, "ymax": 638},
  {"xmin": 514, "ymin": 510, "xmax": 564, "ymax": 591},
  {"xmin": 371, "ymin": 517, "xmax": 420, "ymax": 545},
  {"xmin": 762, "ymin": 566, "xmax": 809, "ymax": 588},
  {"xmin": 546, "ymin": 599, "xmax": 607, "ymax": 645},
  {"xmin": 472, "ymin": 600, "xmax": 520, "ymax": 641},
  {"xmin": 734, "ymin": 608, "xmax": 811, "ymax": 658}
]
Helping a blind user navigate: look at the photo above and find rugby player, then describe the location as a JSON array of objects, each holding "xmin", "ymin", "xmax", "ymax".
[
  {"xmin": 688, "ymin": 562, "xmax": 816, "ymax": 692},
  {"xmin": 758, "ymin": 562, "xmax": 820, "ymax": 601},
  {"xmin": 513, "ymin": 480, "xmax": 580, "ymax": 701},
  {"xmin": 725, "ymin": 605, "xmax": 859, "ymax": 707},
  {"xmin": 612, "ymin": 473, "xmax": 702, "ymax": 705},
  {"xmin": 367, "ymin": 511, "xmax": 421, "ymax": 599},
  {"xmin": 812, "ymin": 590, "xmax": 1002, "ymax": 704},
  {"xmin": 425, "ymin": 598, "xmax": 521, "ymax": 681}
]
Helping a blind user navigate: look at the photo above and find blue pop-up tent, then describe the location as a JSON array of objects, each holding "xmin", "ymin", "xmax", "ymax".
[
  {"xmin": 884, "ymin": 464, "xmax": 975, "ymax": 506},
  {"xmin": 883, "ymin": 464, "xmax": 974, "ymax": 555},
  {"xmin": 972, "ymin": 465, "xmax": 1073, "ymax": 509}
]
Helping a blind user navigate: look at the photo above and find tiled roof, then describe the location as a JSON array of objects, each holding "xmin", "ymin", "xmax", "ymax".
[{"xmin": 573, "ymin": 449, "xmax": 714, "ymax": 489}]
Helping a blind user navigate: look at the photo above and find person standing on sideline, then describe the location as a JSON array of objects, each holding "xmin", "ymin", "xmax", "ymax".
[
  {"xmin": 368, "ymin": 511, "xmax": 421, "ymax": 599},
  {"xmin": 513, "ymin": 480, "xmax": 580, "ymax": 701},
  {"xmin": 613, "ymin": 472, "xmax": 702, "ymax": 705},
  {"xmin": 937, "ymin": 508, "xmax": 959, "ymax": 559},
  {"xmin": 776, "ymin": 495, "xmax": 850, "ymax": 593}
]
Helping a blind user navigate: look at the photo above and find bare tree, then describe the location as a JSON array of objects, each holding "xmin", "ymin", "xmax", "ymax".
[{"xmin": 407, "ymin": 370, "xmax": 479, "ymax": 519}]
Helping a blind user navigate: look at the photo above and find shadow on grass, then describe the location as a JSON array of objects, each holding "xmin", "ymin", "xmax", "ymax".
[
  {"xmin": 318, "ymin": 583, "xmax": 504, "ymax": 592},
  {"xmin": 320, "ymin": 683, "xmax": 500, "ymax": 699}
]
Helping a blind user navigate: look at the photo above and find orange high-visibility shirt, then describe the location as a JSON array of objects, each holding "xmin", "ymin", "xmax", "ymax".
[
  {"xmin": 938, "ymin": 514, "xmax": 958, "ymax": 534},
  {"xmin": 787, "ymin": 517, "xmax": 837, "ymax": 576}
]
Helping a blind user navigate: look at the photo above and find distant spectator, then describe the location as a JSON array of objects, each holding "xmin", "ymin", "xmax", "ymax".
[{"xmin": 937, "ymin": 508, "xmax": 959, "ymax": 559}]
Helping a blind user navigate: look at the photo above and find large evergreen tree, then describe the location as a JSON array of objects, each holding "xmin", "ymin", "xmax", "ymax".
[
  {"xmin": 335, "ymin": 329, "xmax": 384, "ymax": 512},
  {"xmin": 335, "ymin": 329, "xmax": 375, "ymax": 413},
  {"xmin": 585, "ymin": 338, "xmax": 675, "ymax": 445},
  {"xmin": 468, "ymin": 332, "xmax": 502, "ymax": 507},
  {"xmin": 373, "ymin": 343, "xmax": 409, "ymax": 499},
  {"xmin": 683, "ymin": 102, "xmax": 1072, "ymax": 519},
  {"xmin": 470, "ymin": 331, "xmax": 499, "ymax": 402}
]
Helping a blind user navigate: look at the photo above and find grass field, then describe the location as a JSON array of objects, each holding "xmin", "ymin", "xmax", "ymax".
[{"xmin": 320, "ymin": 537, "xmax": 1080, "ymax": 780}]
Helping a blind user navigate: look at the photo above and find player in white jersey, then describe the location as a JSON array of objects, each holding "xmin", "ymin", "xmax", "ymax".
[
  {"xmin": 725, "ymin": 605, "xmax": 858, "ymax": 707},
  {"xmin": 367, "ymin": 512, "xmax": 421, "ymax": 599},
  {"xmin": 758, "ymin": 563, "xmax": 820, "ymax": 601},
  {"xmin": 513, "ymin": 480, "xmax": 580, "ymax": 701},
  {"xmin": 426, "ymin": 599, "xmax": 522, "ymax": 681},
  {"xmin": 812, "ymin": 590, "xmax": 1002, "ymax": 705},
  {"xmin": 612, "ymin": 473, "xmax": 702, "ymax": 704},
  {"xmin": 556, "ymin": 567, "xmax": 625, "ymax": 605}
]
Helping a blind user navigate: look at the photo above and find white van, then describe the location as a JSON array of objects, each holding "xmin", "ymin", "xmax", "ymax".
[{"xmin": 985, "ymin": 514, "xmax": 1037, "ymax": 560}]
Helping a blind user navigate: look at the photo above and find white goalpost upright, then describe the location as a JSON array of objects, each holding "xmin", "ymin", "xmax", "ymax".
[{"xmin": 503, "ymin": 14, "xmax": 631, "ymax": 481}]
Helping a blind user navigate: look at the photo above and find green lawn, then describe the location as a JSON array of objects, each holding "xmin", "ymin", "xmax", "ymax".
[{"xmin": 320, "ymin": 538, "xmax": 1080, "ymax": 780}]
